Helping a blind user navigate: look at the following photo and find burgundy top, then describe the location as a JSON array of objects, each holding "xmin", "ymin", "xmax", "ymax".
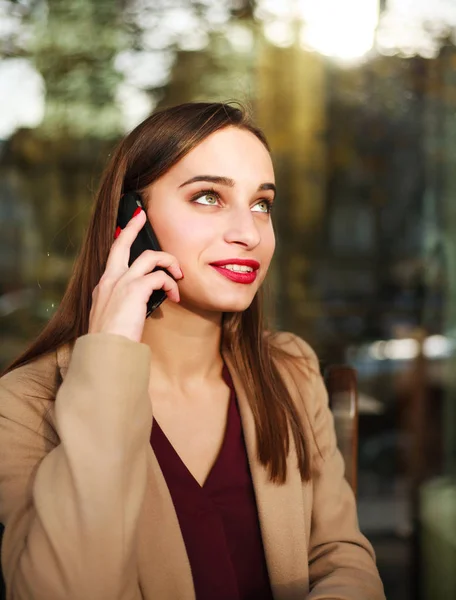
[{"xmin": 150, "ymin": 366, "xmax": 273, "ymax": 600}]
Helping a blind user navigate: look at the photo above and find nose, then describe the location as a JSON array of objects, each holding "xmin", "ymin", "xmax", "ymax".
[{"xmin": 223, "ymin": 207, "xmax": 261, "ymax": 250}]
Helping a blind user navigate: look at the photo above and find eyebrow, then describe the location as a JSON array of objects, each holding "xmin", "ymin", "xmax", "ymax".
[{"xmin": 178, "ymin": 175, "xmax": 276, "ymax": 196}]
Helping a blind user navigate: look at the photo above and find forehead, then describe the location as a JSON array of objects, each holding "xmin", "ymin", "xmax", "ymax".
[{"xmin": 167, "ymin": 126, "xmax": 274, "ymax": 183}]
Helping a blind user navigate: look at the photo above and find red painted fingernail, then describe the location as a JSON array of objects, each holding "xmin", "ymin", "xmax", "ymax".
[
  {"xmin": 114, "ymin": 226, "xmax": 121, "ymax": 239},
  {"xmin": 132, "ymin": 207, "xmax": 142, "ymax": 218}
]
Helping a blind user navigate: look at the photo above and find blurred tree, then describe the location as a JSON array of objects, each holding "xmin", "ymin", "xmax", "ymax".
[
  {"xmin": 33, "ymin": 0, "xmax": 125, "ymax": 138},
  {"xmin": 0, "ymin": 0, "xmax": 133, "ymax": 360}
]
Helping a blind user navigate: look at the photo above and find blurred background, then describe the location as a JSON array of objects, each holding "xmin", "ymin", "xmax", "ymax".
[{"xmin": 1, "ymin": 0, "xmax": 456, "ymax": 598}]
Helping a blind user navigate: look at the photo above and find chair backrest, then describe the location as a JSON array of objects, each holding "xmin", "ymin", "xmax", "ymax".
[{"xmin": 324, "ymin": 365, "xmax": 359, "ymax": 496}]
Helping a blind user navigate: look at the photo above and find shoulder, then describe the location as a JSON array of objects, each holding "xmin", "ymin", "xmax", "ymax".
[
  {"xmin": 266, "ymin": 331, "xmax": 328, "ymax": 427},
  {"xmin": 266, "ymin": 330, "xmax": 321, "ymax": 376},
  {"xmin": 0, "ymin": 349, "xmax": 60, "ymax": 441}
]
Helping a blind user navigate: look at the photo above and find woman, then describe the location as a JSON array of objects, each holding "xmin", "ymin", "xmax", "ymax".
[{"xmin": 0, "ymin": 102, "xmax": 385, "ymax": 600}]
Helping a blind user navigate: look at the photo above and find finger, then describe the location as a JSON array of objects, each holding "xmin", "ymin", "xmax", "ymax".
[
  {"xmin": 128, "ymin": 250, "xmax": 183, "ymax": 281},
  {"xmin": 105, "ymin": 209, "xmax": 147, "ymax": 274},
  {"xmin": 139, "ymin": 270, "xmax": 181, "ymax": 303}
]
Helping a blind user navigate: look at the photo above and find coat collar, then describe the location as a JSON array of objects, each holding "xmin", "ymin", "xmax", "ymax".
[
  {"xmin": 56, "ymin": 339, "xmax": 309, "ymax": 599},
  {"xmin": 221, "ymin": 349, "xmax": 309, "ymax": 597}
]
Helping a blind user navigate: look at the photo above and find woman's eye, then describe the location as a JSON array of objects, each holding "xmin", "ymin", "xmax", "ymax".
[
  {"xmin": 193, "ymin": 193, "xmax": 219, "ymax": 206},
  {"xmin": 252, "ymin": 200, "xmax": 272, "ymax": 214}
]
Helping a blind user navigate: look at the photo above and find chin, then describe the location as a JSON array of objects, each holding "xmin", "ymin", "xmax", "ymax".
[
  {"xmin": 182, "ymin": 291, "xmax": 257, "ymax": 314},
  {"xmin": 215, "ymin": 299, "xmax": 254, "ymax": 313}
]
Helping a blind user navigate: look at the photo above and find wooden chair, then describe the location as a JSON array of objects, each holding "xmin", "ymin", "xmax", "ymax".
[{"xmin": 325, "ymin": 365, "xmax": 359, "ymax": 496}]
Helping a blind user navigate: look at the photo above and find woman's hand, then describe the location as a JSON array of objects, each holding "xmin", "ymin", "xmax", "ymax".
[{"xmin": 88, "ymin": 209, "xmax": 183, "ymax": 343}]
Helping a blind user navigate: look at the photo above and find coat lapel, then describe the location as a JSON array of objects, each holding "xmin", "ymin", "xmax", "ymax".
[
  {"xmin": 222, "ymin": 350, "xmax": 309, "ymax": 600},
  {"xmin": 136, "ymin": 450, "xmax": 195, "ymax": 600}
]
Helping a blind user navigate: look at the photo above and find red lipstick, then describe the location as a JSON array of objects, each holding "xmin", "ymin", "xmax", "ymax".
[{"xmin": 210, "ymin": 258, "xmax": 260, "ymax": 285}]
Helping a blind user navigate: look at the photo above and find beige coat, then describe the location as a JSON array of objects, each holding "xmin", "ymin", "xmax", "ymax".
[{"xmin": 0, "ymin": 332, "xmax": 385, "ymax": 600}]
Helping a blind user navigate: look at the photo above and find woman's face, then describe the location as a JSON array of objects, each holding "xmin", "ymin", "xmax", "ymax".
[{"xmin": 144, "ymin": 126, "xmax": 276, "ymax": 314}]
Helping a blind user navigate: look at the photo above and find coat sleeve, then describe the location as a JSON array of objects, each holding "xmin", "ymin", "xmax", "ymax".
[
  {"xmin": 289, "ymin": 335, "xmax": 386, "ymax": 600},
  {"xmin": 0, "ymin": 333, "xmax": 152, "ymax": 600}
]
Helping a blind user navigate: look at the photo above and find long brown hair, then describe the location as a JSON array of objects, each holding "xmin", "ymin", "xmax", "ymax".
[{"xmin": 3, "ymin": 102, "xmax": 312, "ymax": 483}]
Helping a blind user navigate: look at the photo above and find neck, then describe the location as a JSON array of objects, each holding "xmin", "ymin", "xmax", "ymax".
[{"xmin": 141, "ymin": 300, "xmax": 224, "ymax": 389}]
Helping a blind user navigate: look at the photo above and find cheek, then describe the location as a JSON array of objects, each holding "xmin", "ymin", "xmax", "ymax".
[
  {"xmin": 155, "ymin": 217, "xmax": 212, "ymax": 264},
  {"xmin": 262, "ymin": 228, "xmax": 276, "ymax": 263},
  {"xmin": 257, "ymin": 232, "xmax": 275, "ymax": 282}
]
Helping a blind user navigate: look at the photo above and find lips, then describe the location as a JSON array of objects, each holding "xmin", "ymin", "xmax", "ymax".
[
  {"xmin": 209, "ymin": 258, "xmax": 260, "ymax": 285},
  {"xmin": 210, "ymin": 259, "xmax": 260, "ymax": 270}
]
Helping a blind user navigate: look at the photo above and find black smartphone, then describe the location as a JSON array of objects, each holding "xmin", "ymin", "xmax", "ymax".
[{"xmin": 116, "ymin": 191, "xmax": 168, "ymax": 316}]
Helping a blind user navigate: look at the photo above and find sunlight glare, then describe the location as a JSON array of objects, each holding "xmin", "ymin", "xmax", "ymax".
[
  {"xmin": 299, "ymin": 0, "xmax": 379, "ymax": 60},
  {"xmin": 0, "ymin": 59, "xmax": 45, "ymax": 139}
]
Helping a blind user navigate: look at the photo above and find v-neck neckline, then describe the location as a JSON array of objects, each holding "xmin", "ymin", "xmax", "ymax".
[{"xmin": 151, "ymin": 367, "xmax": 236, "ymax": 491}]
